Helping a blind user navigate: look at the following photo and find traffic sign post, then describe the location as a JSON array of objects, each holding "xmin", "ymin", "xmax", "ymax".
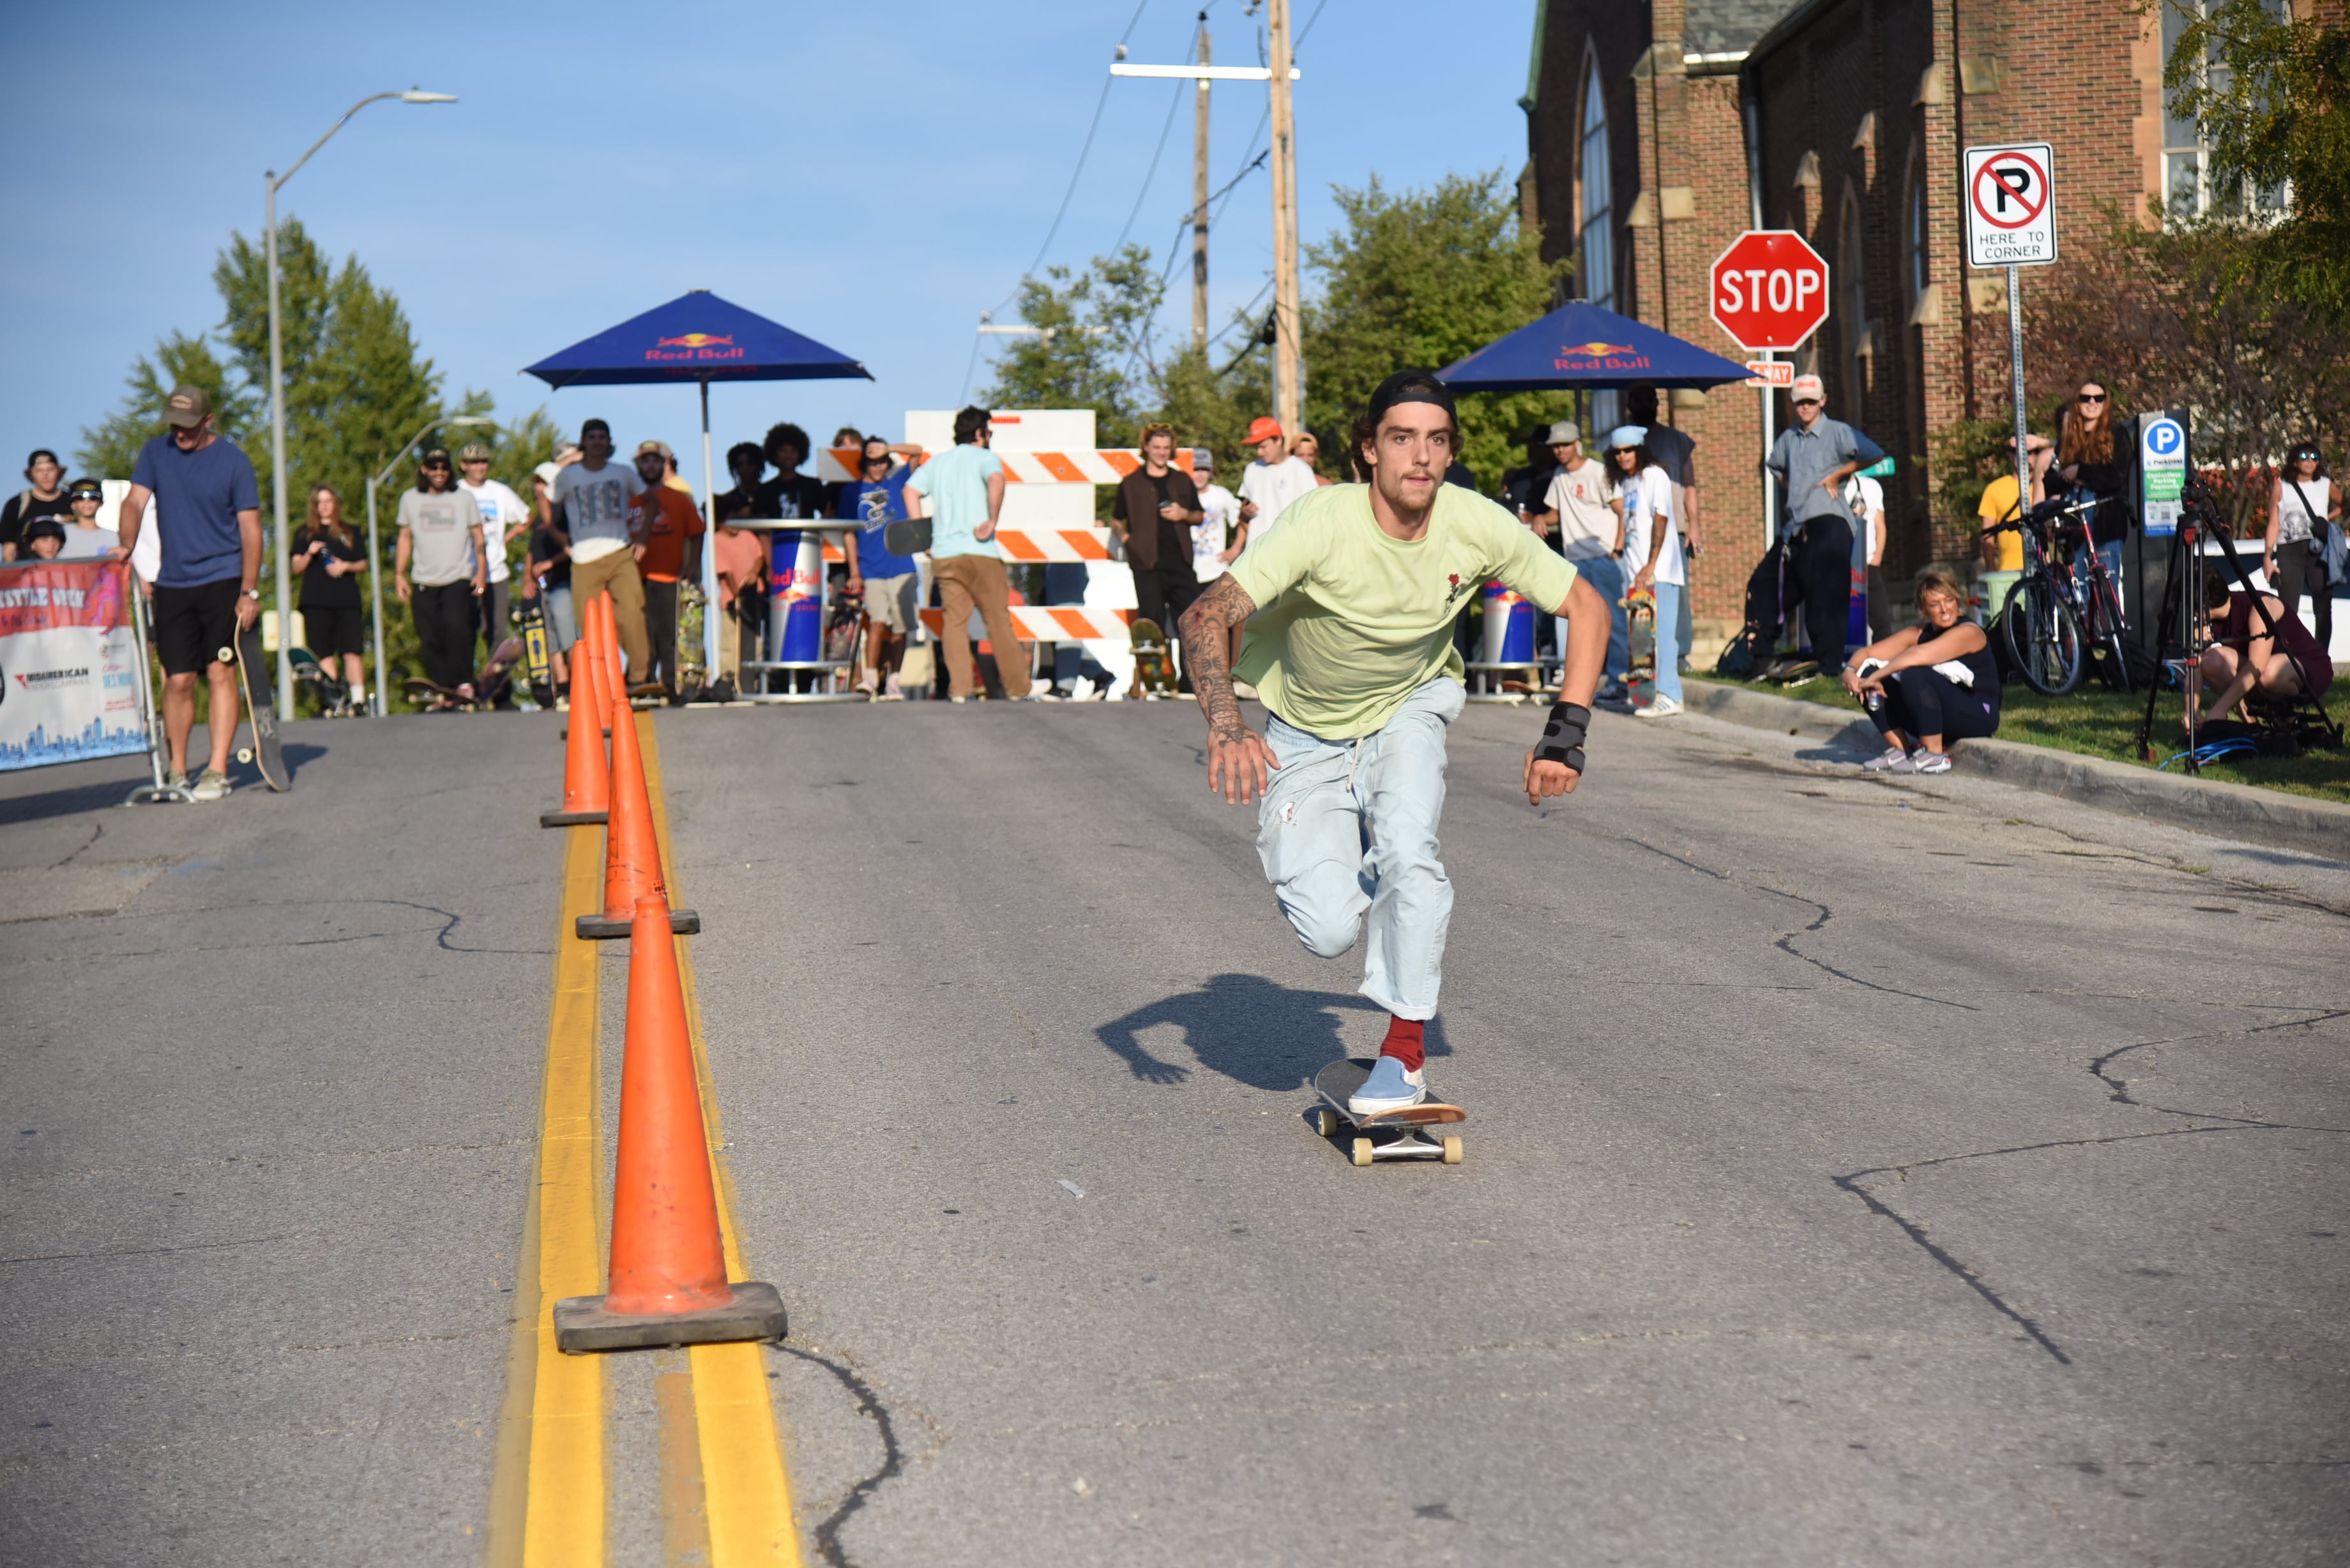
[
  {"xmin": 1711, "ymin": 231, "xmax": 1831, "ymax": 545},
  {"xmin": 2139, "ymin": 414, "xmax": 2187, "ymax": 536},
  {"xmin": 1963, "ymin": 142, "xmax": 2058, "ymax": 532}
]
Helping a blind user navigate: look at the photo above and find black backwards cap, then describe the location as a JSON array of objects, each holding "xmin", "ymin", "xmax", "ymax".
[{"xmin": 1365, "ymin": 369, "xmax": 1457, "ymax": 428}]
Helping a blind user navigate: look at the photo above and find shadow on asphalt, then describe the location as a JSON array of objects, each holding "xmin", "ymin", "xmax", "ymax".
[
  {"xmin": 0, "ymin": 774, "xmax": 146, "ymax": 824},
  {"xmin": 1095, "ymin": 972, "xmax": 1451, "ymax": 1090}
]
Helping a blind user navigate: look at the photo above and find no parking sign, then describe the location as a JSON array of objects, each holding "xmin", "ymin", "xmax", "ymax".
[{"xmin": 1964, "ymin": 143, "xmax": 2057, "ymax": 268}]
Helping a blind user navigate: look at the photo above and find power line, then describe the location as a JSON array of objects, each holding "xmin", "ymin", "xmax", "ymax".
[
  {"xmin": 986, "ymin": 0, "xmax": 1155, "ymax": 317},
  {"xmin": 1111, "ymin": 26, "xmax": 1197, "ymax": 254}
]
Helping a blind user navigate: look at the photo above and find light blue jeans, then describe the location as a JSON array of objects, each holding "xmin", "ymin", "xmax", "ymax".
[
  {"xmin": 1558, "ymin": 554, "xmax": 1628, "ymax": 681},
  {"xmin": 1256, "ymin": 676, "xmax": 1464, "ymax": 1020},
  {"xmin": 1651, "ymin": 581, "xmax": 1684, "ymax": 703}
]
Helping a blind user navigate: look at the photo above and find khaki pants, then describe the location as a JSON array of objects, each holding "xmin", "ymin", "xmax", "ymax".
[
  {"xmin": 571, "ymin": 550, "xmax": 650, "ymax": 682},
  {"xmin": 932, "ymin": 554, "xmax": 1031, "ymax": 699}
]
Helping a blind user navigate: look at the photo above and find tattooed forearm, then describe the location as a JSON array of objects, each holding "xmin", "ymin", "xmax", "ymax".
[{"xmin": 1178, "ymin": 575, "xmax": 1257, "ymax": 735}]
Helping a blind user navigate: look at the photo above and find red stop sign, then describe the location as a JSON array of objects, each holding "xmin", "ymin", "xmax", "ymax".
[{"xmin": 1710, "ymin": 230, "xmax": 1830, "ymax": 352}]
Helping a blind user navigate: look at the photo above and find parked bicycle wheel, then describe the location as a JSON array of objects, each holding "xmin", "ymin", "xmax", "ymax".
[
  {"xmin": 2001, "ymin": 573, "xmax": 2084, "ymax": 695},
  {"xmin": 2084, "ymin": 571, "xmax": 2134, "ymax": 692}
]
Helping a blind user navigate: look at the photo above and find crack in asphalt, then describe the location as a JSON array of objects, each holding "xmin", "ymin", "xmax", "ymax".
[
  {"xmin": 1617, "ymin": 837, "xmax": 1977, "ymax": 1011},
  {"xmin": 775, "ymin": 1342, "xmax": 911, "ymax": 1568},
  {"xmin": 2087, "ymin": 1008, "xmax": 2350, "ymax": 1130}
]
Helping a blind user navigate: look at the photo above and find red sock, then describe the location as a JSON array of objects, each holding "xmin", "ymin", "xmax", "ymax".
[{"xmin": 1380, "ymin": 1016, "xmax": 1425, "ymax": 1073}]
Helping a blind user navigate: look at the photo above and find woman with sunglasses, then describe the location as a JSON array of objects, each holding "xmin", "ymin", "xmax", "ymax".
[
  {"xmin": 2056, "ymin": 380, "xmax": 2128, "ymax": 584},
  {"xmin": 2268, "ymin": 442, "xmax": 2339, "ymax": 656},
  {"xmin": 393, "ymin": 447, "xmax": 487, "ymax": 705}
]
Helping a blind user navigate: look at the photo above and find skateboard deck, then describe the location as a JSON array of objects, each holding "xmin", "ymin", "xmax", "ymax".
[
  {"xmin": 1312, "ymin": 1058, "xmax": 1466, "ymax": 1166},
  {"xmin": 520, "ymin": 600, "xmax": 553, "ymax": 702},
  {"xmin": 222, "ymin": 625, "xmax": 289, "ymax": 792},
  {"xmin": 1621, "ymin": 587, "xmax": 1657, "ymax": 709},
  {"xmin": 1131, "ymin": 617, "xmax": 1179, "ymax": 698},
  {"xmin": 404, "ymin": 677, "xmax": 484, "ymax": 711}
]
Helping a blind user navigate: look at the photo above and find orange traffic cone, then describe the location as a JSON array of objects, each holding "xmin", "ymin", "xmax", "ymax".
[
  {"xmin": 552, "ymin": 892, "xmax": 787, "ymax": 1352},
  {"xmin": 575, "ymin": 677, "xmax": 700, "ymax": 940},
  {"xmin": 540, "ymin": 626, "xmax": 612, "ymax": 827}
]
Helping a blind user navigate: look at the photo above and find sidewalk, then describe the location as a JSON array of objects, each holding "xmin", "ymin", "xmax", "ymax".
[{"xmin": 1681, "ymin": 677, "xmax": 2350, "ymax": 860}]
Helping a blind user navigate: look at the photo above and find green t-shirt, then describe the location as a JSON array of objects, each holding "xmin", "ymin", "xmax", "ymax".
[{"xmin": 1229, "ymin": 482, "xmax": 1580, "ymax": 739}]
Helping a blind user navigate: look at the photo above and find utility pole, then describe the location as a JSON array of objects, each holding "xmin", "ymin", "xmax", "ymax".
[
  {"xmin": 1191, "ymin": 17, "xmax": 1211, "ymax": 352},
  {"xmin": 1268, "ymin": 0, "xmax": 1302, "ymax": 439}
]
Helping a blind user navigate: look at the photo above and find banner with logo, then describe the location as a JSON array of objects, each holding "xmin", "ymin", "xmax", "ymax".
[{"xmin": 0, "ymin": 559, "xmax": 147, "ymax": 771}]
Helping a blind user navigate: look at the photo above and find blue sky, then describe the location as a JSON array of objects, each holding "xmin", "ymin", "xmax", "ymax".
[{"xmin": 3, "ymin": 0, "xmax": 1538, "ymax": 477}]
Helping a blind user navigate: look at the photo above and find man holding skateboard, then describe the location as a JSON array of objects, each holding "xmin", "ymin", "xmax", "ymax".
[
  {"xmin": 113, "ymin": 386, "xmax": 262, "ymax": 801},
  {"xmin": 1177, "ymin": 371, "xmax": 1611, "ymax": 1116}
]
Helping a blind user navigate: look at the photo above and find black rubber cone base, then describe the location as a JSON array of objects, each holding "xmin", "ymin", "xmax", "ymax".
[
  {"xmin": 576, "ymin": 907, "xmax": 701, "ymax": 940},
  {"xmin": 553, "ymin": 1280, "xmax": 788, "ymax": 1353},
  {"xmin": 540, "ymin": 808, "xmax": 610, "ymax": 827}
]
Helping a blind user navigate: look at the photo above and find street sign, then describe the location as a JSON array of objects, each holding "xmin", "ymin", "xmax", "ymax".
[
  {"xmin": 1709, "ymin": 231, "xmax": 1830, "ymax": 352},
  {"xmin": 1963, "ymin": 142, "xmax": 2057, "ymax": 268},
  {"xmin": 1744, "ymin": 359, "xmax": 1793, "ymax": 388},
  {"xmin": 2139, "ymin": 413, "xmax": 2187, "ymax": 536}
]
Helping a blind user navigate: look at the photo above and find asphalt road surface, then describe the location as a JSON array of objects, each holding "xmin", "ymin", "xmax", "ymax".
[{"xmin": 4, "ymin": 697, "xmax": 2344, "ymax": 1567}]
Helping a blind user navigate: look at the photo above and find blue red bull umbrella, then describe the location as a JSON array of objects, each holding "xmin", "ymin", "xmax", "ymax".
[
  {"xmin": 524, "ymin": 290, "xmax": 873, "ymax": 672},
  {"xmin": 1436, "ymin": 301, "xmax": 1752, "ymax": 392}
]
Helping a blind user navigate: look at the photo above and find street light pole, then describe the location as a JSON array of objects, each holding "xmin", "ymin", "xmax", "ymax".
[
  {"xmin": 365, "ymin": 416, "xmax": 494, "ymax": 717},
  {"xmin": 264, "ymin": 87, "xmax": 455, "ymax": 718}
]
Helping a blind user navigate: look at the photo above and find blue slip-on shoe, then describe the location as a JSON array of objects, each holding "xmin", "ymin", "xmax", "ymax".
[{"xmin": 1348, "ymin": 1055, "xmax": 1427, "ymax": 1117}]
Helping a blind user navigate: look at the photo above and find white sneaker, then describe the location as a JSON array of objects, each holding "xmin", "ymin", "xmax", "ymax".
[
  {"xmin": 189, "ymin": 768, "xmax": 231, "ymax": 801},
  {"xmin": 1634, "ymin": 694, "xmax": 1683, "ymax": 718},
  {"xmin": 1911, "ymin": 749, "xmax": 1952, "ymax": 774},
  {"xmin": 1861, "ymin": 744, "xmax": 1909, "ymax": 771}
]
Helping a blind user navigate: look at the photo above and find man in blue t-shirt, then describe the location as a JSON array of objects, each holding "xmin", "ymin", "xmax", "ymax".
[
  {"xmin": 114, "ymin": 386, "xmax": 263, "ymax": 801},
  {"xmin": 838, "ymin": 436, "xmax": 921, "ymax": 697},
  {"xmin": 905, "ymin": 405, "xmax": 1035, "ymax": 700}
]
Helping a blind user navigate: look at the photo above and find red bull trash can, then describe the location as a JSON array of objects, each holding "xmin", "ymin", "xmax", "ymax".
[
  {"xmin": 768, "ymin": 530, "xmax": 826, "ymax": 661},
  {"xmin": 1480, "ymin": 581, "xmax": 1536, "ymax": 666}
]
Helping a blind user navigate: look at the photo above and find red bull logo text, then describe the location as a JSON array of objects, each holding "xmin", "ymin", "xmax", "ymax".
[
  {"xmin": 1552, "ymin": 340, "xmax": 1653, "ymax": 372},
  {"xmin": 646, "ymin": 331, "xmax": 746, "ymax": 365}
]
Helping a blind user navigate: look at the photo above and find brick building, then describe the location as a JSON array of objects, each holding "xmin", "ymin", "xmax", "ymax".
[{"xmin": 1522, "ymin": 0, "xmax": 2184, "ymax": 634}]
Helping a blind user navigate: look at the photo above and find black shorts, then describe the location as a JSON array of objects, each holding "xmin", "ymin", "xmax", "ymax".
[
  {"xmin": 152, "ymin": 578, "xmax": 242, "ymax": 676},
  {"xmin": 302, "ymin": 603, "xmax": 364, "ymax": 657}
]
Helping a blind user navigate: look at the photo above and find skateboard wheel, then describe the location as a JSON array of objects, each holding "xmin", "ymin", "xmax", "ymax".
[
  {"xmin": 236, "ymin": 747, "xmax": 254, "ymax": 765},
  {"xmin": 1442, "ymin": 1136, "xmax": 1463, "ymax": 1165},
  {"xmin": 1316, "ymin": 1110, "xmax": 1338, "ymax": 1138},
  {"xmin": 1351, "ymin": 1138, "xmax": 1373, "ymax": 1168}
]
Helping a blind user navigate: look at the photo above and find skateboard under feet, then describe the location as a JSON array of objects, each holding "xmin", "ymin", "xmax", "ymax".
[{"xmin": 1311, "ymin": 1058, "xmax": 1466, "ymax": 1166}]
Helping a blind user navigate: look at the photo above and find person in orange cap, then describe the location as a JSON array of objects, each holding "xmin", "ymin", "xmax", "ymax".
[{"xmin": 1236, "ymin": 416, "xmax": 1319, "ymax": 549}]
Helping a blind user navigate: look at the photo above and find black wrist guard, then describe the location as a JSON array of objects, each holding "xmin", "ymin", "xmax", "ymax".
[{"xmin": 1535, "ymin": 700, "xmax": 1589, "ymax": 773}]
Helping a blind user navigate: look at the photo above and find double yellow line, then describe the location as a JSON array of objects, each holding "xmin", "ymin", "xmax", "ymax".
[{"xmin": 486, "ymin": 714, "xmax": 803, "ymax": 1567}]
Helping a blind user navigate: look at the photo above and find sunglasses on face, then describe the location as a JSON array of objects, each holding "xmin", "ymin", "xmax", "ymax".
[
  {"xmin": 1793, "ymin": 398, "xmax": 1821, "ymax": 407},
  {"xmin": 2078, "ymin": 393, "xmax": 2107, "ymax": 404},
  {"xmin": 423, "ymin": 462, "xmax": 451, "ymax": 471}
]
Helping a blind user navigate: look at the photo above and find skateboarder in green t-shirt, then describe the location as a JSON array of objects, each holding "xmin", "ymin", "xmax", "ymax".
[{"xmin": 1177, "ymin": 371, "xmax": 1612, "ymax": 1117}]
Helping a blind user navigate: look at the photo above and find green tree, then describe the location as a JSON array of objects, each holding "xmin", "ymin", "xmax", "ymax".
[
  {"xmin": 979, "ymin": 245, "xmax": 1166, "ymax": 434},
  {"xmin": 2163, "ymin": 0, "xmax": 2350, "ymax": 316},
  {"xmin": 1301, "ymin": 170, "xmax": 1572, "ymax": 488},
  {"xmin": 77, "ymin": 333, "xmax": 257, "ymax": 483},
  {"xmin": 1154, "ymin": 337, "xmax": 1272, "ymax": 475}
]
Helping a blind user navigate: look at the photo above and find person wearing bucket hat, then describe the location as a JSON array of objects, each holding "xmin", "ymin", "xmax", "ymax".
[
  {"xmin": 1605, "ymin": 425, "xmax": 1687, "ymax": 717},
  {"xmin": 1175, "ymin": 369, "xmax": 1613, "ymax": 1118},
  {"xmin": 1236, "ymin": 416, "xmax": 1318, "ymax": 546}
]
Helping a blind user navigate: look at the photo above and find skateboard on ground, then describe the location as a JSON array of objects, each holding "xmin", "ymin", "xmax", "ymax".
[
  {"xmin": 1130, "ymin": 617, "xmax": 1179, "ymax": 699},
  {"xmin": 1621, "ymin": 587, "xmax": 1656, "ymax": 709},
  {"xmin": 220, "ymin": 624, "xmax": 289, "ymax": 792},
  {"xmin": 290, "ymin": 647, "xmax": 356, "ymax": 717},
  {"xmin": 1311, "ymin": 1058, "xmax": 1466, "ymax": 1166}
]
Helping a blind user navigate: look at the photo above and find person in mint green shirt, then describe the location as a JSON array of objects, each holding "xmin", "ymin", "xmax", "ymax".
[
  {"xmin": 905, "ymin": 405, "xmax": 1035, "ymax": 700},
  {"xmin": 1178, "ymin": 371, "xmax": 1611, "ymax": 1118}
]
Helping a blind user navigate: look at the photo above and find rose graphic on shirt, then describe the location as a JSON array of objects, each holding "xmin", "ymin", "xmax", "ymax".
[{"xmin": 1443, "ymin": 572, "xmax": 1471, "ymax": 609}]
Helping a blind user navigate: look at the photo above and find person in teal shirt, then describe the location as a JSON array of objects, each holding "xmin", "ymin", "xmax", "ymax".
[{"xmin": 906, "ymin": 406, "xmax": 1035, "ymax": 700}]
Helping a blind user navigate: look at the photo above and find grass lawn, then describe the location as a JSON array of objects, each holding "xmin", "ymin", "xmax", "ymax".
[{"xmin": 1695, "ymin": 670, "xmax": 2350, "ymax": 806}]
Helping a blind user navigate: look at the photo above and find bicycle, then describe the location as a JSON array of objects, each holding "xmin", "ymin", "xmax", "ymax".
[{"xmin": 1987, "ymin": 494, "xmax": 2134, "ymax": 696}]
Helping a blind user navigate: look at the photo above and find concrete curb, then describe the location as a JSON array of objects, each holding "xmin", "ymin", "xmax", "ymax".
[{"xmin": 1681, "ymin": 678, "xmax": 2350, "ymax": 859}]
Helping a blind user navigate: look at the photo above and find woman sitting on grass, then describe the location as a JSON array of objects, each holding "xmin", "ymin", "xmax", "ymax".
[{"xmin": 1841, "ymin": 571, "xmax": 2001, "ymax": 775}]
